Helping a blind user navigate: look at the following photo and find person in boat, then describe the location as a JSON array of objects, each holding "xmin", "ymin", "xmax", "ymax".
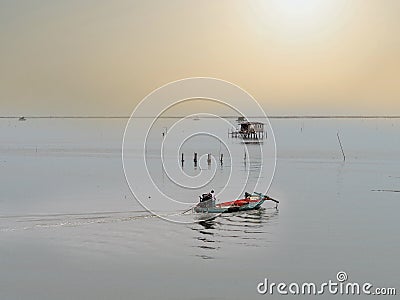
[
  {"xmin": 245, "ymin": 192, "xmax": 251, "ymax": 199},
  {"xmin": 211, "ymin": 190, "xmax": 215, "ymax": 201}
]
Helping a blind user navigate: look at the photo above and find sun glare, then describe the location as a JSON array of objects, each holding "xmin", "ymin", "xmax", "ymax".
[
  {"xmin": 271, "ymin": 0, "xmax": 329, "ymax": 20},
  {"xmin": 251, "ymin": 0, "xmax": 344, "ymax": 41}
]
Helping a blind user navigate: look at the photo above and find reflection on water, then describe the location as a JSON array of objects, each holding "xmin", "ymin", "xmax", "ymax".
[
  {"xmin": 335, "ymin": 162, "xmax": 345, "ymax": 198},
  {"xmin": 190, "ymin": 208, "xmax": 279, "ymax": 259}
]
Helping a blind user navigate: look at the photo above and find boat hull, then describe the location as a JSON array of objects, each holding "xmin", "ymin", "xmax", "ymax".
[{"xmin": 194, "ymin": 199, "xmax": 265, "ymax": 214}]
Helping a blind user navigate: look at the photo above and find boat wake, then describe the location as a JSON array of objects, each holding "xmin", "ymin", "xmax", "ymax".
[{"xmin": 0, "ymin": 210, "xmax": 161, "ymax": 232}]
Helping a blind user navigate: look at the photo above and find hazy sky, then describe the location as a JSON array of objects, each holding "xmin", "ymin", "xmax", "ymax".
[{"xmin": 1, "ymin": 0, "xmax": 399, "ymax": 115}]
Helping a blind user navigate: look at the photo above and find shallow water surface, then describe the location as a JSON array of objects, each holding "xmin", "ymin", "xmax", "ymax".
[{"xmin": 0, "ymin": 118, "xmax": 399, "ymax": 299}]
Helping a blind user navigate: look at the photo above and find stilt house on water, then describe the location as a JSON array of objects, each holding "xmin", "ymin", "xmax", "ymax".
[{"xmin": 229, "ymin": 117, "xmax": 265, "ymax": 139}]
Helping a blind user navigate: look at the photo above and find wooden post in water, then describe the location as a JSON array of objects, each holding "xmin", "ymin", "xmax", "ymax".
[
  {"xmin": 337, "ymin": 132, "xmax": 346, "ymax": 161},
  {"xmin": 193, "ymin": 152, "xmax": 198, "ymax": 167},
  {"xmin": 181, "ymin": 153, "xmax": 185, "ymax": 166},
  {"xmin": 207, "ymin": 153, "xmax": 211, "ymax": 165},
  {"xmin": 220, "ymin": 153, "xmax": 223, "ymax": 165}
]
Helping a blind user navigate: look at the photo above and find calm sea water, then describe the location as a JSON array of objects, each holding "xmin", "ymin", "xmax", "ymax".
[{"xmin": 0, "ymin": 118, "xmax": 399, "ymax": 299}]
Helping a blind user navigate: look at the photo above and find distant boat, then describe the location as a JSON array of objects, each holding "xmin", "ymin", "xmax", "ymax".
[
  {"xmin": 192, "ymin": 116, "xmax": 200, "ymax": 121},
  {"xmin": 18, "ymin": 116, "xmax": 26, "ymax": 121}
]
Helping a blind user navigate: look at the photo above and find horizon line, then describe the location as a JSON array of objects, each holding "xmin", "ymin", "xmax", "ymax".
[{"xmin": 1, "ymin": 115, "xmax": 400, "ymax": 119}]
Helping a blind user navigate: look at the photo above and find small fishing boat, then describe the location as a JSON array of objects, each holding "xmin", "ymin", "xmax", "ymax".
[{"xmin": 193, "ymin": 192, "xmax": 279, "ymax": 214}]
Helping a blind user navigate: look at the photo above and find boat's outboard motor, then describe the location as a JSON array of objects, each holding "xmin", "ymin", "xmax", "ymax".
[
  {"xmin": 200, "ymin": 193, "xmax": 212, "ymax": 202},
  {"xmin": 198, "ymin": 191, "xmax": 215, "ymax": 208}
]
